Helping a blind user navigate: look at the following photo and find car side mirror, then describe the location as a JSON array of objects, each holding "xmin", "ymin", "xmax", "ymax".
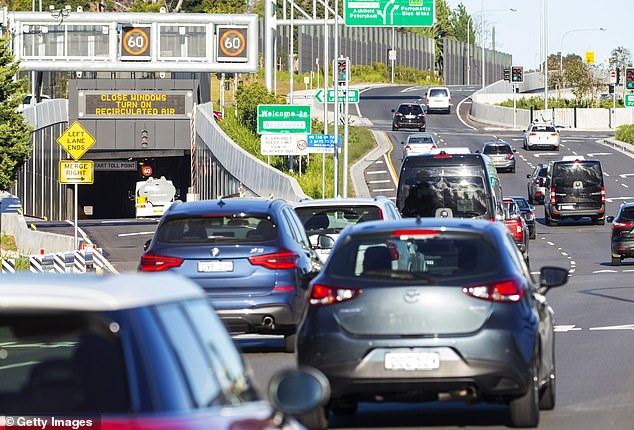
[
  {"xmin": 143, "ymin": 239, "xmax": 152, "ymax": 251},
  {"xmin": 607, "ymin": 216, "xmax": 615, "ymax": 223},
  {"xmin": 526, "ymin": 174, "xmax": 531, "ymax": 179},
  {"xmin": 475, "ymin": 150, "xmax": 480, "ymax": 153},
  {"xmin": 530, "ymin": 205, "xmax": 536, "ymax": 211},
  {"xmin": 512, "ymin": 148, "xmax": 517, "ymax": 153},
  {"xmin": 391, "ymin": 109, "xmax": 395, "ymax": 113},
  {"xmin": 539, "ymin": 266, "xmax": 569, "ymax": 294},
  {"xmin": 317, "ymin": 234, "xmax": 335, "ymax": 250},
  {"xmin": 400, "ymin": 141, "xmax": 405, "ymax": 145}
]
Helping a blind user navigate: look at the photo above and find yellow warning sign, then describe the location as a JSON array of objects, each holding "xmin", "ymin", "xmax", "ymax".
[
  {"xmin": 585, "ymin": 51, "xmax": 595, "ymax": 65},
  {"xmin": 59, "ymin": 160, "xmax": 94, "ymax": 184},
  {"xmin": 57, "ymin": 122, "xmax": 96, "ymax": 161}
]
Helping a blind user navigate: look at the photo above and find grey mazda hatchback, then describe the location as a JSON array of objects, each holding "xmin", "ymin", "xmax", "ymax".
[{"xmin": 296, "ymin": 218, "xmax": 568, "ymax": 429}]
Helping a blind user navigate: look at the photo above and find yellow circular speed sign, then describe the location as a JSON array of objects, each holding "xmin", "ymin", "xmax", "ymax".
[
  {"xmin": 121, "ymin": 26, "xmax": 151, "ymax": 60},
  {"xmin": 217, "ymin": 26, "xmax": 248, "ymax": 62}
]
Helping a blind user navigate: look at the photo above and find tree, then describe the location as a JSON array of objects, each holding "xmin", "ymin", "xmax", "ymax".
[
  {"xmin": 0, "ymin": 34, "xmax": 32, "ymax": 191},
  {"xmin": 235, "ymin": 82, "xmax": 285, "ymax": 134},
  {"xmin": 449, "ymin": 3, "xmax": 475, "ymax": 45},
  {"xmin": 609, "ymin": 46, "xmax": 632, "ymax": 70}
]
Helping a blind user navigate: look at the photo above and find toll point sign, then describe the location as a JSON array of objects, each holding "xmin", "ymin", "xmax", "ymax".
[
  {"xmin": 59, "ymin": 160, "xmax": 94, "ymax": 184},
  {"xmin": 57, "ymin": 122, "xmax": 96, "ymax": 161}
]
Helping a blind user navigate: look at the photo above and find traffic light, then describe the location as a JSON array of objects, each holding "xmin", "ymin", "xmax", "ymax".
[
  {"xmin": 336, "ymin": 58, "xmax": 349, "ymax": 86},
  {"xmin": 511, "ymin": 66, "xmax": 524, "ymax": 83},
  {"xmin": 626, "ymin": 68, "xmax": 634, "ymax": 90},
  {"xmin": 503, "ymin": 68, "xmax": 510, "ymax": 82},
  {"xmin": 616, "ymin": 67, "xmax": 621, "ymax": 85}
]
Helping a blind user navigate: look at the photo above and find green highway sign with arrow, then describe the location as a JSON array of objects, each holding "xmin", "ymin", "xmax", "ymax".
[
  {"xmin": 315, "ymin": 89, "xmax": 360, "ymax": 103},
  {"xmin": 344, "ymin": 0, "xmax": 434, "ymax": 27},
  {"xmin": 625, "ymin": 94, "xmax": 634, "ymax": 107}
]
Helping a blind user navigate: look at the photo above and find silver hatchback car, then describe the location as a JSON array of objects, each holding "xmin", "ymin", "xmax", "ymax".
[{"xmin": 481, "ymin": 141, "xmax": 516, "ymax": 173}]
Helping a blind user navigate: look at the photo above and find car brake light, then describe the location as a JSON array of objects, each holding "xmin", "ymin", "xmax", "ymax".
[
  {"xmin": 613, "ymin": 221, "xmax": 633, "ymax": 229},
  {"xmin": 310, "ymin": 283, "xmax": 361, "ymax": 306},
  {"xmin": 391, "ymin": 229, "xmax": 440, "ymax": 238},
  {"xmin": 426, "ymin": 98, "xmax": 430, "ymax": 104},
  {"xmin": 601, "ymin": 186, "xmax": 605, "ymax": 204},
  {"xmin": 433, "ymin": 152, "xmax": 452, "ymax": 158},
  {"xmin": 405, "ymin": 145, "xmax": 412, "ymax": 151},
  {"xmin": 418, "ymin": 113, "xmax": 425, "ymax": 117},
  {"xmin": 395, "ymin": 112, "xmax": 403, "ymax": 117},
  {"xmin": 529, "ymin": 132, "xmax": 537, "ymax": 136},
  {"xmin": 506, "ymin": 153, "xmax": 514, "ymax": 160},
  {"xmin": 249, "ymin": 250, "xmax": 298, "ymax": 269},
  {"xmin": 550, "ymin": 188, "xmax": 556, "ymax": 205},
  {"xmin": 551, "ymin": 133, "xmax": 558, "ymax": 137},
  {"xmin": 139, "ymin": 253, "xmax": 184, "ymax": 272},
  {"xmin": 462, "ymin": 279, "xmax": 524, "ymax": 303},
  {"xmin": 536, "ymin": 191, "xmax": 542, "ymax": 197},
  {"xmin": 378, "ymin": 208, "xmax": 384, "ymax": 220},
  {"xmin": 535, "ymin": 178, "xmax": 541, "ymax": 184}
]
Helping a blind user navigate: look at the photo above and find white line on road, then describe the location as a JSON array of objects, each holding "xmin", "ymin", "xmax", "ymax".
[
  {"xmin": 554, "ymin": 325, "xmax": 582, "ymax": 332},
  {"xmin": 368, "ymin": 180, "xmax": 392, "ymax": 184},
  {"xmin": 589, "ymin": 324, "xmax": 634, "ymax": 331},
  {"xmin": 587, "ymin": 153, "xmax": 612, "ymax": 156},
  {"xmin": 592, "ymin": 269, "xmax": 618, "ymax": 273},
  {"xmin": 622, "ymin": 184, "xmax": 630, "ymax": 188},
  {"xmin": 547, "ymin": 241, "xmax": 555, "ymax": 246},
  {"xmin": 374, "ymin": 188, "xmax": 395, "ymax": 192},
  {"xmin": 118, "ymin": 231, "xmax": 155, "ymax": 237},
  {"xmin": 367, "ymin": 170, "xmax": 388, "ymax": 175}
]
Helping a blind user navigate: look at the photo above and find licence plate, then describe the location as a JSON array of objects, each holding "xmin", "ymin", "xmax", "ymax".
[
  {"xmin": 405, "ymin": 115, "xmax": 415, "ymax": 119},
  {"xmin": 198, "ymin": 261, "xmax": 234, "ymax": 272},
  {"xmin": 560, "ymin": 205, "xmax": 574, "ymax": 210},
  {"xmin": 384, "ymin": 352, "xmax": 440, "ymax": 371}
]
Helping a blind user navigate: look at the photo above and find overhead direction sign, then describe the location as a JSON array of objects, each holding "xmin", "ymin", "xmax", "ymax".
[
  {"xmin": 345, "ymin": 0, "xmax": 435, "ymax": 27},
  {"xmin": 257, "ymin": 105, "xmax": 311, "ymax": 134},
  {"xmin": 56, "ymin": 122, "xmax": 96, "ymax": 161},
  {"xmin": 315, "ymin": 89, "xmax": 360, "ymax": 103},
  {"xmin": 59, "ymin": 160, "xmax": 94, "ymax": 184}
]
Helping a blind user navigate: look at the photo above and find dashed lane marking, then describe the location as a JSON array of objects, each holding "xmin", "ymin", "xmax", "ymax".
[
  {"xmin": 554, "ymin": 325, "xmax": 582, "ymax": 332},
  {"xmin": 367, "ymin": 170, "xmax": 388, "ymax": 175},
  {"xmin": 368, "ymin": 180, "xmax": 392, "ymax": 184}
]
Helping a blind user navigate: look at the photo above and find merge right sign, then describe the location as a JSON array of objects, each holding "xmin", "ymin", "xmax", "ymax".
[{"xmin": 345, "ymin": 0, "xmax": 434, "ymax": 27}]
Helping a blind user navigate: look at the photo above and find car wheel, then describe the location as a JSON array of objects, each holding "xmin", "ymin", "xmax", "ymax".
[
  {"xmin": 539, "ymin": 371, "xmax": 556, "ymax": 410},
  {"xmin": 528, "ymin": 193, "xmax": 534, "ymax": 205},
  {"xmin": 509, "ymin": 359, "xmax": 540, "ymax": 428},
  {"xmin": 284, "ymin": 333, "xmax": 296, "ymax": 353},
  {"xmin": 554, "ymin": 146, "xmax": 560, "ymax": 151},
  {"xmin": 597, "ymin": 217, "xmax": 605, "ymax": 226},
  {"xmin": 530, "ymin": 229, "xmax": 536, "ymax": 240},
  {"xmin": 511, "ymin": 167, "xmax": 516, "ymax": 174},
  {"xmin": 392, "ymin": 125, "xmax": 397, "ymax": 131},
  {"xmin": 612, "ymin": 255, "xmax": 622, "ymax": 266},
  {"xmin": 525, "ymin": 256, "xmax": 530, "ymax": 269},
  {"xmin": 298, "ymin": 405, "xmax": 329, "ymax": 430}
]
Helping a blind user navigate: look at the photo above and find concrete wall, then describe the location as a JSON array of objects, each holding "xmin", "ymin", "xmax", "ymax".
[{"xmin": 2, "ymin": 213, "xmax": 75, "ymax": 255}]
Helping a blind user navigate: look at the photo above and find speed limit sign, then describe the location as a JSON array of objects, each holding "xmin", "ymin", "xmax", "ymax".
[
  {"xmin": 120, "ymin": 26, "xmax": 151, "ymax": 61},
  {"xmin": 216, "ymin": 26, "xmax": 248, "ymax": 62}
]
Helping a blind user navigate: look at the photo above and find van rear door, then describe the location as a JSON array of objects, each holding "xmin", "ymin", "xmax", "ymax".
[{"xmin": 552, "ymin": 161, "xmax": 603, "ymax": 210}]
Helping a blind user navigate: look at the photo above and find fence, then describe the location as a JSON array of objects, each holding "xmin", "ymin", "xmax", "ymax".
[{"xmin": 0, "ymin": 248, "xmax": 115, "ymax": 274}]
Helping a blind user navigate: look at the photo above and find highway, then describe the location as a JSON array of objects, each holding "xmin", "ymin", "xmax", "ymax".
[{"xmin": 32, "ymin": 84, "xmax": 634, "ymax": 429}]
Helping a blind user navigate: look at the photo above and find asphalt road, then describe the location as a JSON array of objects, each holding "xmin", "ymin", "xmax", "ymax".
[{"xmin": 31, "ymin": 84, "xmax": 634, "ymax": 429}]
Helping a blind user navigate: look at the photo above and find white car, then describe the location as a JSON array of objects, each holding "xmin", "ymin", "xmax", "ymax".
[
  {"xmin": 425, "ymin": 86, "xmax": 451, "ymax": 114},
  {"xmin": 523, "ymin": 122, "xmax": 561, "ymax": 151},
  {"xmin": 402, "ymin": 133, "xmax": 437, "ymax": 158}
]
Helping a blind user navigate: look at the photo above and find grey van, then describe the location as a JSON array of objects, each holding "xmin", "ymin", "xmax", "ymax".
[
  {"xmin": 396, "ymin": 152, "xmax": 503, "ymax": 221},
  {"xmin": 544, "ymin": 158, "xmax": 605, "ymax": 225}
]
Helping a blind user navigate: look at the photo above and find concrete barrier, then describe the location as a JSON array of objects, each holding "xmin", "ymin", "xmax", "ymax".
[{"xmin": 1, "ymin": 213, "xmax": 75, "ymax": 255}]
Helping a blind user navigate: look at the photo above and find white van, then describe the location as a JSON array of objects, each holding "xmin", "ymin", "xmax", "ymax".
[
  {"xmin": 425, "ymin": 86, "xmax": 452, "ymax": 114},
  {"xmin": 134, "ymin": 176, "xmax": 177, "ymax": 218}
]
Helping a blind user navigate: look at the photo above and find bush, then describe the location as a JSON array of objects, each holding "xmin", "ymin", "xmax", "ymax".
[
  {"xmin": 615, "ymin": 125, "xmax": 634, "ymax": 144},
  {"xmin": 235, "ymin": 82, "xmax": 285, "ymax": 134}
]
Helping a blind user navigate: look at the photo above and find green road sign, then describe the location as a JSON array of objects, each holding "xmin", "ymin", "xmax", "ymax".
[
  {"xmin": 315, "ymin": 89, "xmax": 360, "ymax": 103},
  {"xmin": 625, "ymin": 94, "xmax": 634, "ymax": 107},
  {"xmin": 257, "ymin": 105, "xmax": 311, "ymax": 134},
  {"xmin": 345, "ymin": 0, "xmax": 435, "ymax": 27}
]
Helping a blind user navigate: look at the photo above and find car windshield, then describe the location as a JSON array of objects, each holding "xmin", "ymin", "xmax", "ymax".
[
  {"xmin": 397, "ymin": 105, "xmax": 423, "ymax": 115},
  {"xmin": 327, "ymin": 231, "xmax": 500, "ymax": 282},
  {"xmin": 483, "ymin": 145, "xmax": 511, "ymax": 154},
  {"xmin": 156, "ymin": 214, "xmax": 278, "ymax": 243},
  {"xmin": 552, "ymin": 162, "xmax": 602, "ymax": 188},
  {"xmin": 409, "ymin": 136, "xmax": 435, "ymax": 144},
  {"xmin": 0, "ymin": 312, "xmax": 129, "ymax": 413},
  {"xmin": 429, "ymin": 89, "xmax": 448, "ymax": 97},
  {"xmin": 399, "ymin": 166, "xmax": 489, "ymax": 218},
  {"xmin": 296, "ymin": 206, "xmax": 382, "ymax": 234}
]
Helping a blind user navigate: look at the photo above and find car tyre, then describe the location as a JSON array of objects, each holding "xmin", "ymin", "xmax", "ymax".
[
  {"xmin": 419, "ymin": 126, "xmax": 426, "ymax": 132},
  {"xmin": 284, "ymin": 333, "xmax": 296, "ymax": 353},
  {"xmin": 545, "ymin": 212, "xmax": 554, "ymax": 226},
  {"xmin": 392, "ymin": 124, "xmax": 398, "ymax": 131},
  {"xmin": 539, "ymin": 373, "xmax": 556, "ymax": 410},
  {"xmin": 597, "ymin": 217, "xmax": 605, "ymax": 226},
  {"xmin": 509, "ymin": 359, "xmax": 540, "ymax": 428},
  {"xmin": 298, "ymin": 406, "xmax": 329, "ymax": 430},
  {"xmin": 511, "ymin": 166, "xmax": 516, "ymax": 174},
  {"xmin": 530, "ymin": 229, "xmax": 536, "ymax": 240},
  {"xmin": 612, "ymin": 255, "xmax": 622, "ymax": 266}
]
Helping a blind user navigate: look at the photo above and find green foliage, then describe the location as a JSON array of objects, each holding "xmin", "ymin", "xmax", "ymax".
[
  {"xmin": 14, "ymin": 256, "xmax": 30, "ymax": 271},
  {"xmin": 351, "ymin": 63, "xmax": 442, "ymax": 86},
  {"xmin": 0, "ymin": 34, "xmax": 32, "ymax": 192},
  {"xmin": 129, "ymin": 0, "xmax": 166, "ymax": 12},
  {"xmin": 615, "ymin": 125, "xmax": 634, "ymax": 144},
  {"xmin": 235, "ymin": 82, "xmax": 285, "ymax": 134},
  {"xmin": 201, "ymin": 0, "xmax": 247, "ymax": 14}
]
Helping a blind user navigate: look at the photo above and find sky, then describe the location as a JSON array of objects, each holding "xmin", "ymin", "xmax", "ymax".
[{"xmin": 449, "ymin": 0, "xmax": 633, "ymax": 70}]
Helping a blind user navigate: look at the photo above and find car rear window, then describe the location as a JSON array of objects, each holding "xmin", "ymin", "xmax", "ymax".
[
  {"xmin": 619, "ymin": 207, "xmax": 634, "ymax": 221},
  {"xmin": 483, "ymin": 145, "xmax": 511, "ymax": 154},
  {"xmin": 296, "ymin": 206, "xmax": 382, "ymax": 234},
  {"xmin": 156, "ymin": 215, "xmax": 278, "ymax": 243},
  {"xmin": 0, "ymin": 312, "xmax": 129, "ymax": 413},
  {"xmin": 537, "ymin": 167, "xmax": 548, "ymax": 177},
  {"xmin": 552, "ymin": 161, "xmax": 602, "ymax": 188},
  {"xmin": 327, "ymin": 231, "xmax": 500, "ymax": 282},
  {"xmin": 428, "ymin": 89, "xmax": 448, "ymax": 97},
  {"xmin": 512, "ymin": 198, "xmax": 530, "ymax": 210},
  {"xmin": 409, "ymin": 136, "xmax": 435, "ymax": 144},
  {"xmin": 532, "ymin": 125, "xmax": 557, "ymax": 133},
  {"xmin": 397, "ymin": 105, "xmax": 423, "ymax": 115}
]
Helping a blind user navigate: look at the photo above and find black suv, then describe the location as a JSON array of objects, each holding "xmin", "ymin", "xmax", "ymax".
[
  {"xmin": 544, "ymin": 158, "xmax": 605, "ymax": 226},
  {"xmin": 391, "ymin": 103, "xmax": 426, "ymax": 131},
  {"xmin": 607, "ymin": 202, "xmax": 634, "ymax": 265}
]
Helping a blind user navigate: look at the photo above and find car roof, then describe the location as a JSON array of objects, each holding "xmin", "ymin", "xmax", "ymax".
[
  {"xmin": 0, "ymin": 273, "xmax": 204, "ymax": 311},
  {"xmin": 295, "ymin": 197, "xmax": 392, "ymax": 208},
  {"xmin": 166, "ymin": 198, "xmax": 285, "ymax": 217},
  {"xmin": 407, "ymin": 133, "xmax": 435, "ymax": 139},
  {"xmin": 335, "ymin": 217, "xmax": 504, "ymax": 237},
  {"xmin": 483, "ymin": 141, "xmax": 510, "ymax": 146}
]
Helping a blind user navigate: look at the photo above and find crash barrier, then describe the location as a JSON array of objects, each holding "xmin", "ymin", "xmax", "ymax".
[{"xmin": 0, "ymin": 247, "xmax": 115, "ymax": 274}]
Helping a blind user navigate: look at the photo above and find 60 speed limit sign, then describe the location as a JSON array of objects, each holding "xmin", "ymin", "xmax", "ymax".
[
  {"xmin": 120, "ymin": 26, "xmax": 151, "ymax": 61},
  {"xmin": 217, "ymin": 26, "xmax": 248, "ymax": 62}
]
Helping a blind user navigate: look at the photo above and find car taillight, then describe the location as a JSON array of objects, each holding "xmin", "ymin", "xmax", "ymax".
[
  {"xmin": 426, "ymin": 98, "xmax": 430, "ymax": 104},
  {"xmin": 405, "ymin": 145, "xmax": 412, "ymax": 151},
  {"xmin": 310, "ymin": 283, "xmax": 361, "ymax": 306},
  {"xmin": 139, "ymin": 252, "xmax": 183, "ymax": 272},
  {"xmin": 550, "ymin": 188, "xmax": 556, "ymax": 205},
  {"xmin": 506, "ymin": 153, "xmax": 514, "ymax": 160},
  {"xmin": 613, "ymin": 220, "xmax": 633, "ymax": 229},
  {"xmin": 395, "ymin": 112, "xmax": 403, "ymax": 117},
  {"xmin": 462, "ymin": 279, "xmax": 524, "ymax": 303},
  {"xmin": 418, "ymin": 113, "xmax": 425, "ymax": 117},
  {"xmin": 249, "ymin": 250, "xmax": 298, "ymax": 269},
  {"xmin": 378, "ymin": 208, "xmax": 384, "ymax": 220},
  {"xmin": 551, "ymin": 133, "xmax": 558, "ymax": 137},
  {"xmin": 529, "ymin": 132, "xmax": 537, "ymax": 136},
  {"xmin": 601, "ymin": 186, "xmax": 605, "ymax": 204},
  {"xmin": 535, "ymin": 178, "xmax": 541, "ymax": 184}
]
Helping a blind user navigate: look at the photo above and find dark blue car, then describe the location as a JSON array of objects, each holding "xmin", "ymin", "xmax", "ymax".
[{"xmin": 139, "ymin": 198, "xmax": 322, "ymax": 352}]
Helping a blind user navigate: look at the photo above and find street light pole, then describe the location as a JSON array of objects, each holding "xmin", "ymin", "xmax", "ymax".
[{"xmin": 560, "ymin": 27, "xmax": 607, "ymax": 73}]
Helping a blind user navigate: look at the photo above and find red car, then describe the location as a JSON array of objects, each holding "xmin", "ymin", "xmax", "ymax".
[{"xmin": 503, "ymin": 197, "xmax": 530, "ymax": 265}]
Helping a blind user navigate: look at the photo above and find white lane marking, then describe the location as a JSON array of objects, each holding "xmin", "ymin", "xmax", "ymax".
[
  {"xmin": 606, "ymin": 197, "xmax": 634, "ymax": 202},
  {"xmin": 592, "ymin": 269, "xmax": 618, "ymax": 273},
  {"xmin": 367, "ymin": 170, "xmax": 388, "ymax": 175},
  {"xmin": 456, "ymin": 97, "xmax": 477, "ymax": 130},
  {"xmin": 589, "ymin": 324, "xmax": 634, "ymax": 331},
  {"xmin": 374, "ymin": 188, "xmax": 396, "ymax": 192},
  {"xmin": 118, "ymin": 231, "xmax": 155, "ymax": 237},
  {"xmin": 623, "ymin": 269, "xmax": 634, "ymax": 272},
  {"xmin": 561, "ymin": 252, "xmax": 568, "ymax": 256},
  {"xmin": 547, "ymin": 241, "xmax": 555, "ymax": 246},
  {"xmin": 401, "ymin": 86, "xmax": 421, "ymax": 93},
  {"xmin": 604, "ymin": 172, "xmax": 610, "ymax": 177},
  {"xmin": 554, "ymin": 325, "xmax": 582, "ymax": 332},
  {"xmin": 374, "ymin": 160, "xmax": 385, "ymax": 164},
  {"xmin": 619, "ymin": 173, "xmax": 634, "ymax": 178},
  {"xmin": 368, "ymin": 180, "xmax": 392, "ymax": 184},
  {"xmin": 587, "ymin": 152, "xmax": 612, "ymax": 156},
  {"xmin": 622, "ymin": 184, "xmax": 630, "ymax": 188},
  {"xmin": 384, "ymin": 152, "xmax": 399, "ymax": 185}
]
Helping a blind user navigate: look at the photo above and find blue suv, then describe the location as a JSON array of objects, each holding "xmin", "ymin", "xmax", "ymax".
[{"xmin": 139, "ymin": 198, "xmax": 322, "ymax": 352}]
